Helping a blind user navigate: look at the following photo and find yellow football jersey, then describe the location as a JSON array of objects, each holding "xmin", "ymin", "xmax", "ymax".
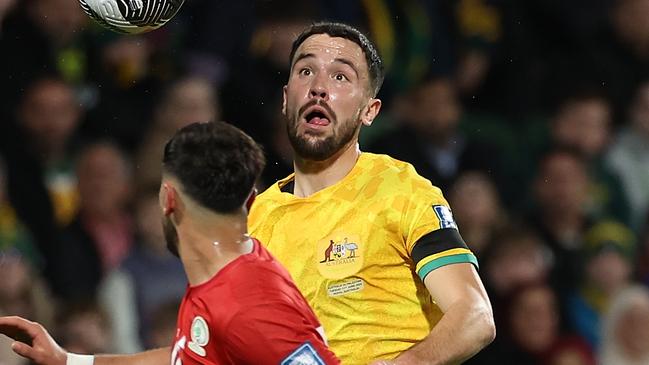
[{"xmin": 249, "ymin": 152, "xmax": 477, "ymax": 364}]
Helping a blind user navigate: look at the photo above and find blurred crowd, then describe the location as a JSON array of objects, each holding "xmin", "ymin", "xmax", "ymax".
[{"xmin": 1, "ymin": 0, "xmax": 649, "ymax": 364}]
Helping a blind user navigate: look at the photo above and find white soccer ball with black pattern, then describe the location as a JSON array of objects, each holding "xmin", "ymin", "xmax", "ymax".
[{"xmin": 79, "ymin": 0, "xmax": 185, "ymax": 34}]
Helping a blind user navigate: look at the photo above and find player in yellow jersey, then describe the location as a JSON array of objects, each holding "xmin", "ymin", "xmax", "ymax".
[{"xmin": 249, "ymin": 22, "xmax": 495, "ymax": 365}]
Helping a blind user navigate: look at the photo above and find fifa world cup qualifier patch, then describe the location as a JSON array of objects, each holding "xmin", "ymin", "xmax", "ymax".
[
  {"xmin": 433, "ymin": 205, "xmax": 458, "ymax": 229},
  {"xmin": 281, "ymin": 342, "xmax": 325, "ymax": 365}
]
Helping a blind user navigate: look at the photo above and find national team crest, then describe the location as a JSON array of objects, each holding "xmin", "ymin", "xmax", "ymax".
[{"xmin": 316, "ymin": 234, "xmax": 363, "ymax": 279}]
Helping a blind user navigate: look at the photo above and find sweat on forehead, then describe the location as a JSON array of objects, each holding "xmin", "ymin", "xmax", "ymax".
[
  {"xmin": 292, "ymin": 34, "xmax": 364, "ymax": 61},
  {"xmin": 289, "ymin": 22, "xmax": 385, "ymax": 96}
]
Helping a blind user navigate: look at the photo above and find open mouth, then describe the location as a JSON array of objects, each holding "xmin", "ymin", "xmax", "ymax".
[{"xmin": 304, "ymin": 107, "xmax": 331, "ymax": 126}]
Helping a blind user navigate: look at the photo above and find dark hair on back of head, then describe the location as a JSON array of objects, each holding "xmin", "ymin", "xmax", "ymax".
[
  {"xmin": 162, "ymin": 121, "xmax": 265, "ymax": 214},
  {"xmin": 289, "ymin": 22, "xmax": 385, "ymax": 97}
]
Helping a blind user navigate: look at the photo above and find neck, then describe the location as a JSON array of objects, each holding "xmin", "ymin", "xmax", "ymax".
[
  {"xmin": 292, "ymin": 141, "xmax": 360, "ymax": 197},
  {"xmin": 177, "ymin": 212, "xmax": 252, "ymax": 286}
]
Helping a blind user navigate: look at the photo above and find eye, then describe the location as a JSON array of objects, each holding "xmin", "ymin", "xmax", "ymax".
[
  {"xmin": 334, "ymin": 73, "xmax": 348, "ymax": 81},
  {"xmin": 299, "ymin": 68, "xmax": 312, "ymax": 76}
]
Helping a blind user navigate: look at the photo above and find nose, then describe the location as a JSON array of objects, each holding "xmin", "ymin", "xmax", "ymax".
[{"xmin": 309, "ymin": 74, "xmax": 329, "ymax": 100}]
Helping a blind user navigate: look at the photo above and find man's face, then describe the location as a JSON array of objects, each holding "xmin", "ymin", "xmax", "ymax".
[
  {"xmin": 407, "ymin": 79, "xmax": 461, "ymax": 137},
  {"xmin": 552, "ymin": 99, "xmax": 611, "ymax": 158},
  {"xmin": 535, "ymin": 153, "xmax": 589, "ymax": 214},
  {"xmin": 21, "ymin": 81, "xmax": 80, "ymax": 151},
  {"xmin": 283, "ymin": 34, "xmax": 371, "ymax": 161}
]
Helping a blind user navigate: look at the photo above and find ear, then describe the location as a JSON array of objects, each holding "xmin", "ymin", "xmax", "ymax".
[
  {"xmin": 245, "ymin": 188, "xmax": 257, "ymax": 213},
  {"xmin": 161, "ymin": 182, "xmax": 177, "ymax": 216},
  {"xmin": 360, "ymin": 98, "xmax": 382, "ymax": 127},
  {"xmin": 282, "ymin": 85, "xmax": 288, "ymax": 116}
]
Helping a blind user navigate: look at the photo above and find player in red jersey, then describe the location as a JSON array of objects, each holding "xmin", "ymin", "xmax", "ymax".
[{"xmin": 0, "ymin": 121, "xmax": 339, "ymax": 365}]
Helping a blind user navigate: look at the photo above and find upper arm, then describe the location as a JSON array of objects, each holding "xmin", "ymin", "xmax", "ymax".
[
  {"xmin": 423, "ymin": 263, "xmax": 491, "ymax": 314},
  {"xmin": 224, "ymin": 302, "xmax": 339, "ymax": 365},
  {"xmin": 402, "ymin": 187, "xmax": 487, "ymax": 311}
]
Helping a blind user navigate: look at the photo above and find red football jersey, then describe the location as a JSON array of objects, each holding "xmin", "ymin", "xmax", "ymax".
[{"xmin": 171, "ymin": 238, "xmax": 339, "ymax": 365}]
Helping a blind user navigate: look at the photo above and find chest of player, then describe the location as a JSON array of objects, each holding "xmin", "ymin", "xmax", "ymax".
[{"xmin": 260, "ymin": 199, "xmax": 413, "ymax": 296}]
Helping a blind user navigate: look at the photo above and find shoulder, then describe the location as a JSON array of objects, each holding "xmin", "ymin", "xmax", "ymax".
[
  {"xmin": 358, "ymin": 152, "xmax": 445, "ymax": 200},
  {"xmin": 224, "ymin": 245, "xmax": 301, "ymax": 303},
  {"xmin": 251, "ymin": 175, "xmax": 293, "ymax": 213}
]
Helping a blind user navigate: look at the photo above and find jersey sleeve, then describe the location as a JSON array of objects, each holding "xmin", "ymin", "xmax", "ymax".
[
  {"xmin": 402, "ymin": 187, "xmax": 478, "ymax": 281},
  {"xmin": 223, "ymin": 301, "xmax": 340, "ymax": 365}
]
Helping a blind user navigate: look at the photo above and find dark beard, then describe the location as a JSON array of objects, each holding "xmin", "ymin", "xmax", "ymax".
[
  {"xmin": 287, "ymin": 104, "xmax": 360, "ymax": 161},
  {"xmin": 162, "ymin": 216, "xmax": 180, "ymax": 258}
]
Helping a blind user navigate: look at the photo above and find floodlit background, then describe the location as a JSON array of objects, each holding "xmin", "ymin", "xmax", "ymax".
[{"xmin": 1, "ymin": 1, "xmax": 649, "ymax": 364}]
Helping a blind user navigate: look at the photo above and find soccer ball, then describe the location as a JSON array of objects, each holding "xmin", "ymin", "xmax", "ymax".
[{"xmin": 79, "ymin": 0, "xmax": 185, "ymax": 34}]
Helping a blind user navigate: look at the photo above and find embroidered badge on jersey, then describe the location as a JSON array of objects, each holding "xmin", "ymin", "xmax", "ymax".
[
  {"xmin": 316, "ymin": 233, "xmax": 363, "ymax": 279},
  {"xmin": 187, "ymin": 316, "xmax": 209, "ymax": 357},
  {"xmin": 281, "ymin": 342, "xmax": 325, "ymax": 365},
  {"xmin": 433, "ymin": 205, "xmax": 457, "ymax": 229}
]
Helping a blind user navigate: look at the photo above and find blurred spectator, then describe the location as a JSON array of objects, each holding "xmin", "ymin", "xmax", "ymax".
[
  {"xmin": 544, "ymin": 337, "xmax": 596, "ymax": 365},
  {"xmin": 146, "ymin": 299, "xmax": 181, "ymax": 349},
  {"xmin": 99, "ymin": 186, "xmax": 185, "ymax": 353},
  {"xmin": 548, "ymin": 90, "xmax": 629, "ymax": 224},
  {"xmin": 600, "ymin": 285, "xmax": 649, "ymax": 365},
  {"xmin": 0, "ymin": 251, "xmax": 54, "ymax": 327},
  {"xmin": 475, "ymin": 282, "xmax": 594, "ymax": 365},
  {"xmin": 0, "ymin": 77, "xmax": 82, "ymax": 290},
  {"xmin": 454, "ymin": 0, "xmax": 502, "ymax": 99},
  {"xmin": 178, "ymin": 0, "xmax": 256, "ymax": 86},
  {"xmin": 606, "ymin": 80, "xmax": 649, "ymax": 231},
  {"xmin": 135, "ymin": 77, "xmax": 219, "ymax": 189},
  {"xmin": 369, "ymin": 76, "xmax": 500, "ymax": 191},
  {"xmin": 55, "ymin": 302, "xmax": 112, "ymax": 354},
  {"xmin": 529, "ymin": 149, "xmax": 593, "ymax": 297},
  {"xmin": 567, "ymin": 220, "xmax": 635, "ymax": 349},
  {"xmin": 320, "ymin": 0, "xmax": 457, "ymax": 100},
  {"xmin": 448, "ymin": 171, "xmax": 505, "ymax": 257},
  {"xmin": 551, "ymin": 92, "xmax": 611, "ymax": 161},
  {"xmin": 17, "ymin": 77, "xmax": 82, "ymax": 227},
  {"xmin": 597, "ymin": 0, "xmax": 649, "ymax": 112},
  {"xmin": 483, "ymin": 227, "xmax": 552, "ymax": 307},
  {"xmin": 638, "ymin": 215, "xmax": 649, "ymax": 286},
  {"xmin": 0, "ymin": 156, "xmax": 40, "ymax": 268},
  {"xmin": 260, "ymin": 95, "xmax": 294, "ymax": 187},
  {"xmin": 55, "ymin": 142, "xmax": 134, "ymax": 300},
  {"xmin": 0, "ymin": 0, "xmax": 90, "ymax": 116},
  {"xmin": 221, "ymin": 0, "xmax": 315, "ymax": 144},
  {"xmin": 81, "ymin": 35, "xmax": 161, "ymax": 153},
  {"xmin": 0, "ymin": 0, "xmax": 15, "ymax": 32}
]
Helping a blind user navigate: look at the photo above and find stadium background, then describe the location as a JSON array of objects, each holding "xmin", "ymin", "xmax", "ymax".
[{"xmin": 1, "ymin": 0, "xmax": 649, "ymax": 364}]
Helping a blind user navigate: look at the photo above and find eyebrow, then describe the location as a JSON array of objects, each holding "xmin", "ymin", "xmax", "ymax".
[
  {"xmin": 334, "ymin": 57, "xmax": 359, "ymax": 78},
  {"xmin": 292, "ymin": 52, "xmax": 315, "ymax": 67}
]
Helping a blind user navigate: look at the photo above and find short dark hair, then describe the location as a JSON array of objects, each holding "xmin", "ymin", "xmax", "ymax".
[
  {"xmin": 289, "ymin": 22, "xmax": 385, "ymax": 97},
  {"xmin": 162, "ymin": 121, "xmax": 265, "ymax": 214}
]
